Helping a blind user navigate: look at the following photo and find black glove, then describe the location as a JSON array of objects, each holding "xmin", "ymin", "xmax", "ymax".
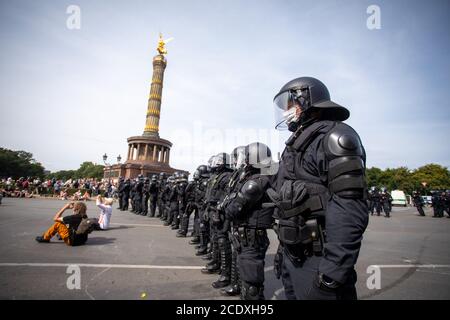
[
  {"xmin": 266, "ymin": 180, "xmax": 308, "ymax": 217},
  {"xmin": 273, "ymin": 245, "xmax": 283, "ymax": 279}
]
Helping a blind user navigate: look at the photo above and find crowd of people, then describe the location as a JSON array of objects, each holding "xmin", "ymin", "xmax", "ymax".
[
  {"xmin": 8, "ymin": 76, "xmax": 449, "ymax": 300},
  {"xmin": 367, "ymin": 187, "xmax": 393, "ymax": 217},
  {"xmin": 412, "ymin": 190, "xmax": 450, "ymax": 218},
  {"xmin": 0, "ymin": 177, "xmax": 118, "ymax": 201}
]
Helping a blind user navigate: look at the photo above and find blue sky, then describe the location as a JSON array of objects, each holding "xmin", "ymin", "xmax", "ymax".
[{"xmin": 0, "ymin": 0, "xmax": 449, "ymax": 175}]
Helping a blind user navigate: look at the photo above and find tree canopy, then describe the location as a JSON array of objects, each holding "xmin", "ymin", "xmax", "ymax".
[
  {"xmin": 47, "ymin": 162, "xmax": 104, "ymax": 180},
  {"xmin": 366, "ymin": 163, "xmax": 450, "ymax": 194},
  {"xmin": 0, "ymin": 148, "xmax": 45, "ymax": 179}
]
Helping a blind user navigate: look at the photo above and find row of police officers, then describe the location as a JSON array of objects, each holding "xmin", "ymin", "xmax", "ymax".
[{"xmin": 117, "ymin": 77, "xmax": 369, "ymax": 300}]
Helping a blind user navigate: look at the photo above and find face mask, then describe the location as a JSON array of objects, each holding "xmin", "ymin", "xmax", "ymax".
[{"xmin": 283, "ymin": 107, "xmax": 299, "ymax": 125}]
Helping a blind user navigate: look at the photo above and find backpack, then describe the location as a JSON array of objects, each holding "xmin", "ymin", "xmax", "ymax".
[{"xmin": 75, "ymin": 217, "xmax": 97, "ymax": 235}]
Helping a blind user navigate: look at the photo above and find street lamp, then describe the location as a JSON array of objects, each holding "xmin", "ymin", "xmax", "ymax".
[
  {"xmin": 117, "ymin": 154, "xmax": 122, "ymax": 164},
  {"xmin": 102, "ymin": 153, "xmax": 112, "ymax": 184}
]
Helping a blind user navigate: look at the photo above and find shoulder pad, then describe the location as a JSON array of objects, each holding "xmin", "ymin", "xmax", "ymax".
[
  {"xmin": 240, "ymin": 179, "xmax": 264, "ymax": 202},
  {"xmin": 324, "ymin": 122, "xmax": 364, "ymax": 158}
]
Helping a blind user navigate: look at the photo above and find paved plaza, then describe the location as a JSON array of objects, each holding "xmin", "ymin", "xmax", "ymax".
[{"xmin": 0, "ymin": 198, "xmax": 449, "ymax": 300}]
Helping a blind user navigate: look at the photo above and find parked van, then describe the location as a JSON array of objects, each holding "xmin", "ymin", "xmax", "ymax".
[{"xmin": 391, "ymin": 190, "xmax": 407, "ymax": 207}]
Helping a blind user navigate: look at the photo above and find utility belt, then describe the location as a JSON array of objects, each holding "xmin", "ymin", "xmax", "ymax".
[
  {"xmin": 275, "ymin": 217, "xmax": 326, "ymax": 261},
  {"xmin": 231, "ymin": 226, "xmax": 267, "ymax": 253}
]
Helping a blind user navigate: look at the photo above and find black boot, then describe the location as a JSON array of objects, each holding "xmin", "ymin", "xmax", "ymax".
[
  {"xmin": 221, "ymin": 246, "xmax": 240, "ymax": 296},
  {"xmin": 212, "ymin": 237, "xmax": 231, "ymax": 288},
  {"xmin": 196, "ymin": 246, "xmax": 208, "ymax": 256},
  {"xmin": 240, "ymin": 281, "xmax": 264, "ymax": 300},
  {"xmin": 35, "ymin": 236, "xmax": 49, "ymax": 243},
  {"xmin": 189, "ymin": 237, "xmax": 200, "ymax": 245}
]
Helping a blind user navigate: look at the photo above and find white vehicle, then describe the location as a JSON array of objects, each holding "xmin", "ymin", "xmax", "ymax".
[{"xmin": 391, "ymin": 190, "xmax": 407, "ymax": 207}]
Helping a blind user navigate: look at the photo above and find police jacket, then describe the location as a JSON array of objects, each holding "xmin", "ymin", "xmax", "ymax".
[
  {"xmin": 224, "ymin": 168, "xmax": 274, "ymax": 229},
  {"xmin": 204, "ymin": 169, "xmax": 233, "ymax": 206},
  {"xmin": 274, "ymin": 119, "xmax": 368, "ymax": 284}
]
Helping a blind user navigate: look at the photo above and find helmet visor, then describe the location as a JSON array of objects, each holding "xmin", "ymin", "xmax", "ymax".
[
  {"xmin": 273, "ymin": 90, "xmax": 301, "ymax": 130},
  {"xmin": 235, "ymin": 149, "xmax": 246, "ymax": 169}
]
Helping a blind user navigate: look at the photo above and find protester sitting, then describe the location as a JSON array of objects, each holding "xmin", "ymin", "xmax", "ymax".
[
  {"xmin": 60, "ymin": 189, "xmax": 69, "ymax": 200},
  {"xmin": 24, "ymin": 190, "xmax": 34, "ymax": 198},
  {"xmin": 94, "ymin": 195, "xmax": 113, "ymax": 230},
  {"xmin": 82, "ymin": 190, "xmax": 91, "ymax": 201},
  {"xmin": 72, "ymin": 190, "xmax": 82, "ymax": 201},
  {"xmin": 35, "ymin": 202, "xmax": 89, "ymax": 246}
]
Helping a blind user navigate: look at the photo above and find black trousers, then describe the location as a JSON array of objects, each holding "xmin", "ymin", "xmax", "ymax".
[
  {"xmin": 416, "ymin": 205, "xmax": 425, "ymax": 216},
  {"xmin": 237, "ymin": 230, "xmax": 269, "ymax": 299},
  {"xmin": 149, "ymin": 196, "xmax": 157, "ymax": 217},
  {"xmin": 281, "ymin": 252, "xmax": 357, "ymax": 300}
]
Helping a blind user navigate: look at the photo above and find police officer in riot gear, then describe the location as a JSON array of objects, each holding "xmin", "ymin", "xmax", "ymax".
[
  {"xmin": 221, "ymin": 143, "xmax": 274, "ymax": 299},
  {"xmin": 129, "ymin": 179, "xmax": 136, "ymax": 212},
  {"xmin": 157, "ymin": 172, "xmax": 167, "ymax": 218},
  {"xmin": 173, "ymin": 173, "xmax": 188, "ymax": 230},
  {"xmin": 134, "ymin": 175, "xmax": 144, "ymax": 215},
  {"xmin": 268, "ymin": 76, "xmax": 368, "ymax": 300},
  {"xmin": 412, "ymin": 191, "xmax": 425, "ymax": 216},
  {"xmin": 142, "ymin": 177, "xmax": 151, "ymax": 216},
  {"xmin": 117, "ymin": 177, "xmax": 125, "ymax": 210},
  {"xmin": 122, "ymin": 178, "xmax": 131, "ymax": 211},
  {"xmin": 380, "ymin": 187, "xmax": 392, "ymax": 218},
  {"xmin": 165, "ymin": 173, "xmax": 179, "ymax": 226},
  {"xmin": 179, "ymin": 166, "xmax": 208, "ymax": 238},
  {"xmin": 218, "ymin": 145, "xmax": 247, "ymax": 296},
  {"xmin": 200, "ymin": 153, "xmax": 233, "ymax": 275},
  {"xmin": 148, "ymin": 175, "xmax": 159, "ymax": 217},
  {"xmin": 196, "ymin": 156, "xmax": 219, "ymax": 256},
  {"xmin": 368, "ymin": 186, "xmax": 375, "ymax": 214}
]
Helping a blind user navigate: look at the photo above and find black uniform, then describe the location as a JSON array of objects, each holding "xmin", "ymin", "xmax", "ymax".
[
  {"xmin": 200, "ymin": 167, "xmax": 233, "ymax": 273},
  {"xmin": 148, "ymin": 179, "xmax": 158, "ymax": 217},
  {"xmin": 142, "ymin": 179, "xmax": 150, "ymax": 216},
  {"xmin": 129, "ymin": 180, "xmax": 136, "ymax": 212},
  {"xmin": 271, "ymin": 119, "xmax": 368, "ymax": 300},
  {"xmin": 178, "ymin": 181, "xmax": 196, "ymax": 237},
  {"xmin": 223, "ymin": 169, "xmax": 274, "ymax": 299},
  {"xmin": 121, "ymin": 179, "xmax": 131, "ymax": 211},
  {"xmin": 380, "ymin": 191, "xmax": 392, "ymax": 218},
  {"xmin": 165, "ymin": 183, "xmax": 179, "ymax": 226},
  {"xmin": 173, "ymin": 179, "xmax": 188, "ymax": 229},
  {"xmin": 412, "ymin": 193, "xmax": 425, "ymax": 216},
  {"xmin": 432, "ymin": 192, "xmax": 442, "ymax": 217},
  {"xmin": 117, "ymin": 178, "xmax": 125, "ymax": 210},
  {"xmin": 372, "ymin": 190, "xmax": 381, "ymax": 216},
  {"xmin": 134, "ymin": 178, "xmax": 144, "ymax": 215}
]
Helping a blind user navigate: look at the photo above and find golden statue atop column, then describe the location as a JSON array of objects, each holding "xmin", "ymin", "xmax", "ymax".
[{"xmin": 106, "ymin": 34, "xmax": 184, "ymax": 180}]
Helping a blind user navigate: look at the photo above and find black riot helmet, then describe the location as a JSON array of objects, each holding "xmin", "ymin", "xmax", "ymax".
[
  {"xmin": 207, "ymin": 155, "xmax": 215, "ymax": 172},
  {"xmin": 230, "ymin": 146, "xmax": 246, "ymax": 170},
  {"xmin": 273, "ymin": 76, "xmax": 349, "ymax": 131},
  {"xmin": 151, "ymin": 174, "xmax": 157, "ymax": 181},
  {"xmin": 194, "ymin": 165, "xmax": 208, "ymax": 180},
  {"xmin": 210, "ymin": 153, "xmax": 231, "ymax": 172},
  {"xmin": 178, "ymin": 173, "xmax": 188, "ymax": 183},
  {"xmin": 159, "ymin": 172, "xmax": 167, "ymax": 181},
  {"xmin": 245, "ymin": 142, "xmax": 272, "ymax": 169}
]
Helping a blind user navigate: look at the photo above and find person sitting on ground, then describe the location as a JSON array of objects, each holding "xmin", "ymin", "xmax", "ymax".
[
  {"xmin": 72, "ymin": 190, "xmax": 82, "ymax": 201},
  {"xmin": 94, "ymin": 195, "xmax": 113, "ymax": 230},
  {"xmin": 24, "ymin": 190, "xmax": 34, "ymax": 198},
  {"xmin": 60, "ymin": 189, "xmax": 69, "ymax": 200},
  {"xmin": 82, "ymin": 190, "xmax": 91, "ymax": 201},
  {"xmin": 35, "ymin": 202, "xmax": 89, "ymax": 246}
]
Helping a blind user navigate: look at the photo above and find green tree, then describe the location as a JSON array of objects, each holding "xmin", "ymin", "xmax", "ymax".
[
  {"xmin": 47, "ymin": 162, "xmax": 104, "ymax": 180},
  {"xmin": 0, "ymin": 148, "xmax": 45, "ymax": 179},
  {"xmin": 412, "ymin": 164, "xmax": 450, "ymax": 192}
]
